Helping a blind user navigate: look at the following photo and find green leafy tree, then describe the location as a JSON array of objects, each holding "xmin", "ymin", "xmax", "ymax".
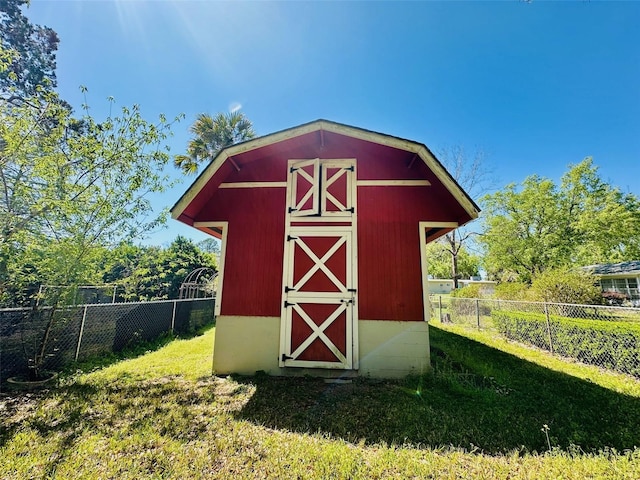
[
  {"xmin": 1, "ymin": 0, "xmax": 59, "ymax": 100},
  {"xmin": 160, "ymin": 236, "xmax": 217, "ymax": 299},
  {"xmin": 174, "ymin": 111, "xmax": 256, "ymax": 174},
  {"xmin": 0, "ymin": 89, "xmax": 180, "ymax": 306},
  {"xmin": 480, "ymin": 158, "xmax": 640, "ymax": 283},
  {"xmin": 101, "ymin": 237, "xmax": 217, "ymax": 301},
  {"xmin": 198, "ymin": 237, "xmax": 221, "ymax": 255},
  {"xmin": 425, "ymin": 241, "xmax": 480, "ymax": 280},
  {"xmin": 559, "ymin": 159, "xmax": 640, "ymax": 265},
  {"xmin": 481, "ymin": 175, "xmax": 567, "ymax": 283},
  {"xmin": 100, "ymin": 243, "xmax": 145, "ymax": 286}
]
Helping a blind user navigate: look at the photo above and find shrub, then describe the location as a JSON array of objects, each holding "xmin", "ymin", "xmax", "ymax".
[
  {"xmin": 451, "ymin": 284, "xmax": 482, "ymax": 299},
  {"xmin": 449, "ymin": 285, "xmax": 492, "ymax": 319},
  {"xmin": 494, "ymin": 282, "xmax": 530, "ymax": 301},
  {"xmin": 492, "ymin": 310, "xmax": 640, "ymax": 377},
  {"xmin": 530, "ymin": 268, "xmax": 602, "ymax": 305},
  {"xmin": 602, "ymin": 291, "xmax": 627, "ymax": 306}
]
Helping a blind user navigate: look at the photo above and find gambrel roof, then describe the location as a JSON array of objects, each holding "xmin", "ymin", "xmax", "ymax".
[{"xmin": 171, "ymin": 119, "xmax": 480, "ymax": 227}]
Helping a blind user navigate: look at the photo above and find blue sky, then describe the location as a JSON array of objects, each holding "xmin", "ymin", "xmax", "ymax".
[{"xmin": 26, "ymin": 0, "xmax": 640, "ymax": 246}]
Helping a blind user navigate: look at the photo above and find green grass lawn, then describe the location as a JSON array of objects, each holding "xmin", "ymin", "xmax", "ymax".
[{"xmin": 2, "ymin": 324, "xmax": 640, "ymax": 479}]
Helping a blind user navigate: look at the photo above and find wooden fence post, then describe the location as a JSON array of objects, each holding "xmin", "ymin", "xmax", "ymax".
[
  {"xmin": 476, "ymin": 298, "xmax": 480, "ymax": 329},
  {"xmin": 439, "ymin": 296, "xmax": 443, "ymax": 323}
]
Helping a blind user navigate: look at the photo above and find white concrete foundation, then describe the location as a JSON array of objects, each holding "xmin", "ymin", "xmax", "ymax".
[
  {"xmin": 358, "ymin": 320, "xmax": 430, "ymax": 378},
  {"xmin": 213, "ymin": 316, "xmax": 281, "ymax": 376},
  {"xmin": 212, "ymin": 315, "xmax": 430, "ymax": 379}
]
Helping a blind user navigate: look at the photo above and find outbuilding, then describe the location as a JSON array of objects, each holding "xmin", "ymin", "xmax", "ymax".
[{"xmin": 171, "ymin": 120, "xmax": 479, "ymax": 378}]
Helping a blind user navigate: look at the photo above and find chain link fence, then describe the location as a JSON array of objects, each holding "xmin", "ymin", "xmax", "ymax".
[
  {"xmin": 0, "ymin": 297, "xmax": 214, "ymax": 385},
  {"xmin": 430, "ymin": 295, "xmax": 640, "ymax": 378}
]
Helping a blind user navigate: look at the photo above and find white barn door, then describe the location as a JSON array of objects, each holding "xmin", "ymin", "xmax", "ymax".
[{"xmin": 280, "ymin": 159, "xmax": 357, "ymax": 369}]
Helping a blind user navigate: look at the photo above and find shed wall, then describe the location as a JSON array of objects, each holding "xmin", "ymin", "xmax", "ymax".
[
  {"xmin": 357, "ymin": 185, "xmax": 453, "ymax": 321},
  {"xmin": 203, "ymin": 188, "xmax": 285, "ymax": 317},
  {"xmin": 198, "ymin": 153, "xmax": 462, "ymax": 321}
]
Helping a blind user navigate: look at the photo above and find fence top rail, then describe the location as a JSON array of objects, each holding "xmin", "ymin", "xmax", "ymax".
[
  {"xmin": 0, "ymin": 296, "xmax": 215, "ymax": 313},
  {"xmin": 40, "ymin": 284, "xmax": 118, "ymax": 288},
  {"xmin": 430, "ymin": 295, "xmax": 640, "ymax": 314}
]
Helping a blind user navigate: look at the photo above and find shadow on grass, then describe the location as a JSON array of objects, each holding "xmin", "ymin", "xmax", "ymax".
[
  {"xmin": 0, "ymin": 322, "xmax": 218, "ymax": 459},
  {"xmin": 0, "ymin": 371, "xmax": 221, "ymax": 452},
  {"xmin": 235, "ymin": 325, "xmax": 640, "ymax": 454}
]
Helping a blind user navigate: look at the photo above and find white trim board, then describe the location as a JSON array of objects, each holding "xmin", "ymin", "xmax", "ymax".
[
  {"xmin": 219, "ymin": 182, "xmax": 287, "ymax": 189},
  {"xmin": 357, "ymin": 180, "xmax": 431, "ymax": 187},
  {"xmin": 218, "ymin": 180, "xmax": 431, "ymax": 189},
  {"xmin": 194, "ymin": 221, "xmax": 228, "ymax": 318},
  {"xmin": 418, "ymin": 221, "xmax": 459, "ymax": 322},
  {"xmin": 421, "ymin": 221, "xmax": 458, "ymax": 228}
]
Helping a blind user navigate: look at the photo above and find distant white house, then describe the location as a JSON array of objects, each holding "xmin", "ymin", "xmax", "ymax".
[
  {"xmin": 583, "ymin": 261, "xmax": 640, "ymax": 305},
  {"xmin": 458, "ymin": 279, "xmax": 497, "ymax": 295},
  {"xmin": 427, "ymin": 279, "xmax": 454, "ymax": 294},
  {"xmin": 427, "ymin": 278, "xmax": 497, "ymax": 295}
]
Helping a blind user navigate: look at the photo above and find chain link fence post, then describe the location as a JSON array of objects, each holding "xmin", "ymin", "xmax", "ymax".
[
  {"xmin": 544, "ymin": 302, "xmax": 554, "ymax": 354},
  {"xmin": 419, "ymin": 296, "xmax": 640, "ymax": 377},
  {"xmin": 75, "ymin": 305, "xmax": 88, "ymax": 361},
  {"xmin": 1, "ymin": 298, "xmax": 215, "ymax": 383},
  {"xmin": 171, "ymin": 300, "xmax": 177, "ymax": 334}
]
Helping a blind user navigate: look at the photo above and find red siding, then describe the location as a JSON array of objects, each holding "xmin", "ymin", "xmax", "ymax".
[
  {"xmin": 180, "ymin": 130, "xmax": 475, "ymax": 323},
  {"xmin": 178, "ymin": 161, "xmax": 235, "ymax": 224},
  {"xmin": 201, "ymin": 188, "xmax": 286, "ymax": 317},
  {"xmin": 223, "ymin": 155, "xmax": 288, "ymax": 182},
  {"xmin": 357, "ymin": 185, "xmax": 451, "ymax": 322}
]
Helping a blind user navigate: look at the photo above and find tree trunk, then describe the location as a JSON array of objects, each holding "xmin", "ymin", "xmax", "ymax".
[
  {"xmin": 451, "ymin": 251, "xmax": 459, "ymax": 289},
  {"xmin": 448, "ymin": 230, "xmax": 460, "ymax": 289}
]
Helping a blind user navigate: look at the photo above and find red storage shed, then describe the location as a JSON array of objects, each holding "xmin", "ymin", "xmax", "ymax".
[{"xmin": 171, "ymin": 120, "xmax": 479, "ymax": 378}]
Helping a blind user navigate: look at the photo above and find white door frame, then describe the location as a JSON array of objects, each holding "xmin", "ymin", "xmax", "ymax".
[
  {"xmin": 419, "ymin": 221, "xmax": 458, "ymax": 322},
  {"xmin": 193, "ymin": 221, "xmax": 229, "ymax": 318},
  {"xmin": 280, "ymin": 159, "xmax": 358, "ymax": 369}
]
